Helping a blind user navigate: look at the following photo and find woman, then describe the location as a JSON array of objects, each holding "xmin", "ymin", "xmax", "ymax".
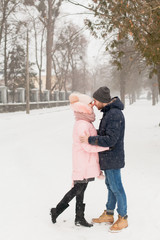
[{"xmin": 50, "ymin": 92, "xmax": 109, "ymax": 227}]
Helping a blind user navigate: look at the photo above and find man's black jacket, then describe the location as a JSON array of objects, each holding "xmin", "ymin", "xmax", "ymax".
[{"xmin": 88, "ymin": 97, "xmax": 125, "ymax": 170}]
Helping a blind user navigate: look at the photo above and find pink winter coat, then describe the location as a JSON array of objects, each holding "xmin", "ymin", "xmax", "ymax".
[{"xmin": 72, "ymin": 120, "xmax": 109, "ymax": 181}]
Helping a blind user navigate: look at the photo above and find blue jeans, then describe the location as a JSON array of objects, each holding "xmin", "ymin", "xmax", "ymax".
[{"xmin": 104, "ymin": 169, "xmax": 127, "ymax": 217}]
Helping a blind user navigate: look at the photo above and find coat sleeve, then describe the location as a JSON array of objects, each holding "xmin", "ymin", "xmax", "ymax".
[
  {"xmin": 77, "ymin": 122, "xmax": 109, "ymax": 153},
  {"xmin": 88, "ymin": 110, "xmax": 123, "ymax": 147}
]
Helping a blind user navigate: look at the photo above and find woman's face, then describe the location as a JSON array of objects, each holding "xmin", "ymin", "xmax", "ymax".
[{"xmin": 88, "ymin": 101, "xmax": 94, "ymax": 108}]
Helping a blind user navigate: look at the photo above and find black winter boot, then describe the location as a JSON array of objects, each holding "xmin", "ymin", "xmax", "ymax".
[
  {"xmin": 50, "ymin": 202, "xmax": 69, "ymax": 223},
  {"xmin": 75, "ymin": 203, "xmax": 93, "ymax": 227}
]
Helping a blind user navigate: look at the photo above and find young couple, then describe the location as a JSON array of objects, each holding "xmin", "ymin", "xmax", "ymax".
[{"xmin": 50, "ymin": 86, "xmax": 128, "ymax": 233}]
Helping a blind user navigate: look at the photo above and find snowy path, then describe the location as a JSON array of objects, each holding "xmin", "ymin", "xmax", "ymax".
[{"xmin": 0, "ymin": 100, "xmax": 160, "ymax": 240}]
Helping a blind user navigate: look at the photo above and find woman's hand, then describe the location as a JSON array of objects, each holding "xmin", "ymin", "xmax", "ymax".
[{"xmin": 97, "ymin": 171, "xmax": 105, "ymax": 180}]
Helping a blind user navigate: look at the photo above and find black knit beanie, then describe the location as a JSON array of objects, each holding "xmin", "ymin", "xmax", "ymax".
[{"xmin": 93, "ymin": 86, "xmax": 111, "ymax": 103}]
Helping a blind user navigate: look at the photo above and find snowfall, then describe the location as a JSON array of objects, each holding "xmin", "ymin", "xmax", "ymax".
[{"xmin": 0, "ymin": 98, "xmax": 160, "ymax": 240}]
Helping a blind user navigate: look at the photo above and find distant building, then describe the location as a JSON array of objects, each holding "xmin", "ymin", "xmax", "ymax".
[
  {"xmin": 0, "ymin": 73, "xmax": 58, "ymax": 92},
  {"xmin": 34, "ymin": 75, "xmax": 57, "ymax": 91}
]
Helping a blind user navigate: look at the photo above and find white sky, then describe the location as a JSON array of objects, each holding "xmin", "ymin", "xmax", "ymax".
[
  {"xmin": 0, "ymin": 0, "xmax": 109, "ymax": 75},
  {"xmin": 60, "ymin": 0, "xmax": 110, "ymax": 66}
]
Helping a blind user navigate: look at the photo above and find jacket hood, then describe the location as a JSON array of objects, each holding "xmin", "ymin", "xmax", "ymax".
[
  {"xmin": 70, "ymin": 102, "xmax": 93, "ymax": 114},
  {"xmin": 101, "ymin": 97, "xmax": 124, "ymax": 112}
]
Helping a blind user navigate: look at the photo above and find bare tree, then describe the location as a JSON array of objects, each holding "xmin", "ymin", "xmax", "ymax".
[
  {"xmin": 52, "ymin": 23, "xmax": 88, "ymax": 93},
  {"xmin": 0, "ymin": 0, "xmax": 21, "ymax": 45},
  {"xmin": 23, "ymin": 0, "xmax": 64, "ymax": 94},
  {"xmin": 33, "ymin": 18, "xmax": 45, "ymax": 100}
]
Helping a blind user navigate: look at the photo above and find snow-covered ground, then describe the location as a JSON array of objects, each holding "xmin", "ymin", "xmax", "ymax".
[{"xmin": 0, "ymin": 99, "xmax": 160, "ymax": 240}]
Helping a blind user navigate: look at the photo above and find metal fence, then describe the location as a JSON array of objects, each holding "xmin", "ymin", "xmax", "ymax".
[{"xmin": 0, "ymin": 86, "xmax": 71, "ymax": 113}]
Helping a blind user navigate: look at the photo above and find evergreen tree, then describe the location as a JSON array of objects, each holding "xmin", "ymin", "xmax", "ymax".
[{"xmin": 8, "ymin": 44, "xmax": 36, "ymax": 101}]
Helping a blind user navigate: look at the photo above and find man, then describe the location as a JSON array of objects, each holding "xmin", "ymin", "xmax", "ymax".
[{"xmin": 80, "ymin": 86, "xmax": 128, "ymax": 232}]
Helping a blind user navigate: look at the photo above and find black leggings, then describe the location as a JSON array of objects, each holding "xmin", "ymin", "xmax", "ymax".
[{"xmin": 58, "ymin": 182, "xmax": 88, "ymax": 206}]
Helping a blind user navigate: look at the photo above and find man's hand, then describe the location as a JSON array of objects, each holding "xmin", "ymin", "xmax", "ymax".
[{"xmin": 79, "ymin": 133, "xmax": 89, "ymax": 144}]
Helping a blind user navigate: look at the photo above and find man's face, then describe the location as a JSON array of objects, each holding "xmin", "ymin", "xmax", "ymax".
[{"xmin": 93, "ymin": 99, "xmax": 104, "ymax": 110}]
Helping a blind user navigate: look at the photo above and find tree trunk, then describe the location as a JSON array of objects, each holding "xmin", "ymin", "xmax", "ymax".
[
  {"xmin": 71, "ymin": 62, "xmax": 76, "ymax": 92},
  {"xmin": 26, "ymin": 29, "xmax": 30, "ymax": 114},
  {"xmin": 46, "ymin": 0, "xmax": 53, "ymax": 92},
  {"xmin": 132, "ymin": 91, "xmax": 136, "ymax": 103},
  {"xmin": 120, "ymin": 70, "xmax": 125, "ymax": 106},
  {"xmin": 157, "ymin": 64, "xmax": 160, "ymax": 95},
  {"xmin": 152, "ymin": 92, "xmax": 156, "ymax": 106},
  {"xmin": 151, "ymin": 80, "xmax": 156, "ymax": 106},
  {"xmin": 39, "ymin": 69, "xmax": 42, "ymax": 101},
  {"xmin": 4, "ymin": 22, "xmax": 8, "ymax": 87},
  {"xmin": 129, "ymin": 91, "xmax": 136, "ymax": 105}
]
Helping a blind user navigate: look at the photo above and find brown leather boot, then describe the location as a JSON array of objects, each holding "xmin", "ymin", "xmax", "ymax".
[
  {"xmin": 109, "ymin": 215, "xmax": 128, "ymax": 232},
  {"xmin": 92, "ymin": 210, "xmax": 114, "ymax": 224}
]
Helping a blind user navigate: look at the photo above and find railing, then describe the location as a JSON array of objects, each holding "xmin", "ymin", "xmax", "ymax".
[{"xmin": 0, "ymin": 87, "xmax": 71, "ymax": 113}]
